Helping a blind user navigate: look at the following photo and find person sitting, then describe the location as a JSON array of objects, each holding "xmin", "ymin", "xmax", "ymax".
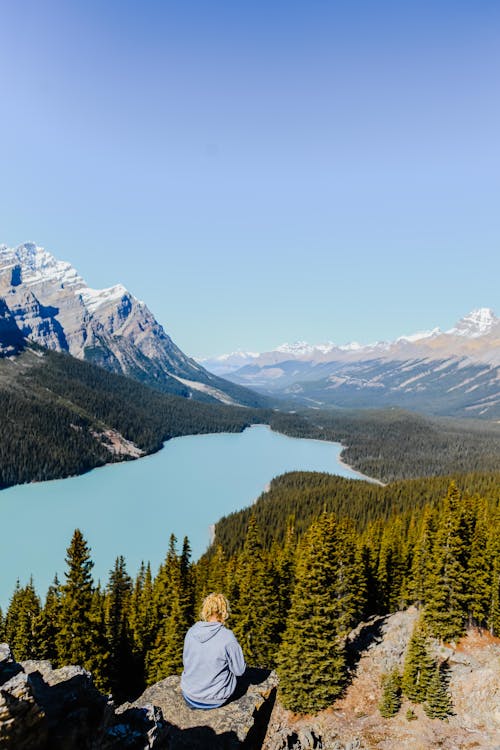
[{"xmin": 181, "ymin": 592, "xmax": 246, "ymax": 709}]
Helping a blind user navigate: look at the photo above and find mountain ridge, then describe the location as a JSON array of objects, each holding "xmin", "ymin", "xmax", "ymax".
[
  {"xmin": 200, "ymin": 307, "xmax": 500, "ymax": 372},
  {"xmin": 0, "ymin": 242, "xmax": 267, "ymax": 408},
  {"xmin": 199, "ymin": 309, "xmax": 500, "ymax": 419}
]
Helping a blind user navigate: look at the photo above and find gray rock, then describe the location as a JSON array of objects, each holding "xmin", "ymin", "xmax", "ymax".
[
  {"xmin": 0, "ymin": 671, "xmax": 47, "ymax": 749},
  {"xmin": 0, "ymin": 644, "xmax": 22, "ymax": 688},
  {"xmin": 128, "ymin": 667, "xmax": 279, "ymax": 749},
  {"xmin": 0, "ymin": 299, "xmax": 26, "ymax": 357},
  {"xmin": 1, "ymin": 647, "xmax": 279, "ymax": 750}
]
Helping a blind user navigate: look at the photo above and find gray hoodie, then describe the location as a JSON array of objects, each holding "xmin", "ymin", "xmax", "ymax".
[{"xmin": 180, "ymin": 621, "xmax": 246, "ymax": 705}]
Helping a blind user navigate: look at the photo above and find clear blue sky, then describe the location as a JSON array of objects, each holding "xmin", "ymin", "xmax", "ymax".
[{"xmin": 1, "ymin": 1, "xmax": 498, "ymax": 356}]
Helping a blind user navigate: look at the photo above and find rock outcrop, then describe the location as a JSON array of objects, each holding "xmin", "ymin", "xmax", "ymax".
[
  {"xmin": 0, "ymin": 298, "xmax": 26, "ymax": 357},
  {"xmin": 127, "ymin": 668, "xmax": 278, "ymax": 749},
  {"xmin": 0, "ymin": 644, "xmax": 278, "ymax": 750},
  {"xmin": 262, "ymin": 609, "xmax": 500, "ymax": 750}
]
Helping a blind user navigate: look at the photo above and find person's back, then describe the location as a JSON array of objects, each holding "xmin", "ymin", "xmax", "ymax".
[{"xmin": 181, "ymin": 593, "xmax": 246, "ymax": 708}]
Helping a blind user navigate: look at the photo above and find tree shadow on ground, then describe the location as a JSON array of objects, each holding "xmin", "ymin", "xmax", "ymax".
[
  {"xmin": 169, "ymin": 724, "xmax": 242, "ymax": 749},
  {"xmin": 345, "ymin": 614, "xmax": 387, "ymax": 674},
  {"xmin": 226, "ymin": 667, "xmax": 272, "ymax": 703}
]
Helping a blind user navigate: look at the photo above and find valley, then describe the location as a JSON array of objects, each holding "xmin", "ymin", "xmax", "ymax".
[
  {"xmin": 1, "ymin": 243, "xmax": 499, "ymax": 749},
  {"xmin": 202, "ymin": 308, "xmax": 500, "ymax": 419}
]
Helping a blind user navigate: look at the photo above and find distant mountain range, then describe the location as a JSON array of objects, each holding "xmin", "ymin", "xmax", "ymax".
[
  {"xmin": 0, "ymin": 243, "xmax": 266, "ymax": 408},
  {"xmin": 200, "ymin": 309, "xmax": 500, "ymax": 419}
]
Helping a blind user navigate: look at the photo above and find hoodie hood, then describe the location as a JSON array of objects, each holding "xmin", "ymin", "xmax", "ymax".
[{"xmin": 190, "ymin": 621, "xmax": 224, "ymax": 643}]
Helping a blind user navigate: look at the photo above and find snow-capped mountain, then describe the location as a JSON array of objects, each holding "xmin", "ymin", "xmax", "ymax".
[
  {"xmin": 0, "ymin": 243, "xmax": 266, "ymax": 407},
  {"xmin": 448, "ymin": 308, "xmax": 497, "ymax": 338},
  {"xmin": 202, "ymin": 309, "xmax": 500, "ymax": 372},
  {"xmin": 197, "ymin": 350, "xmax": 261, "ymax": 376},
  {"xmin": 200, "ymin": 309, "xmax": 500, "ymax": 419}
]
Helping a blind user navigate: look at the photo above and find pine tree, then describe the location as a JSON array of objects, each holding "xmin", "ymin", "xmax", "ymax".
[
  {"xmin": 423, "ymin": 483, "xmax": 469, "ymax": 641},
  {"xmin": 335, "ymin": 518, "xmax": 367, "ymax": 633},
  {"xmin": 5, "ymin": 578, "xmax": 41, "ymax": 661},
  {"xmin": 129, "ymin": 563, "xmax": 153, "ymax": 654},
  {"xmin": 423, "ymin": 662, "xmax": 453, "ymax": 719},
  {"xmin": 277, "ymin": 513, "xmax": 348, "ymax": 713},
  {"xmin": 56, "ymin": 529, "xmax": 106, "ymax": 684},
  {"xmin": 35, "ymin": 575, "xmax": 61, "ymax": 663},
  {"xmin": 379, "ymin": 667, "xmax": 402, "ymax": 718},
  {"xmin": 487, "ymin": 508, "xmax": 500, "ymax": 636},
  {"xmin": 87, "ymin": 583, "xmax": 110, "ymax": 692},
  {"xmin": 232, "ymin": 516, "xmax": 281, "ymax": 667},
  {"xmin": 0, "ymin": 606, "xmax": 4, "ymax": 642},
  {"xmin": 275, "ymin": 517, "xmax": 296, "ymax": 628},
  {"xmin": 376, "ymin": 520, "xmax": 405, "ymax": 614},
  {"xmin": 204, "ymin": 544, "xmax": 229, "ymax": 596},
  {"xmin": 406, "ymin": 505, "xmax": 436, "ymax": 606},
  {"xmin": 105, "ymin": 556, "xmax": 135, "ymax": 701},
  {"xmin": 401, "ymin": 621, "xmax": 435, "ymax": 703},
  {"xmin": 488, "ymin": 555, "xmax": 500, "ymax": 636},
  {"xmin": 146, "ymin": 535, "xmax": 194, "ymax": 682},
  {"xmin": 467, "ymin": 500, "xmax": 491, "ymax": 627},
  {"xmin": 179, "ymin": 537, "xmax": 195, "ymax": 627}
]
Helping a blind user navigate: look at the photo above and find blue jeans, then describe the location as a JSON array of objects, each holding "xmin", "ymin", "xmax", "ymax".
[{"xmin": 182, "ymin": 692, "xmax": 225, "ymax": 710}]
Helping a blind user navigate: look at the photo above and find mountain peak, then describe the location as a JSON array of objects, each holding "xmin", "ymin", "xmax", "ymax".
[
  {"xmin": 276, "ymin": 340, "xmax": 312, "ymax": 355},
  {"xmin": 449, "ymin": 308, "xmax": 497, "ymax": 338}
]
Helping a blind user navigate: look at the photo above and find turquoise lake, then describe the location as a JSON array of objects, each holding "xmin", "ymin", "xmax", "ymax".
[{"xmin": 0, "ymin": 425, "xmax": 368, "ymax": 609}]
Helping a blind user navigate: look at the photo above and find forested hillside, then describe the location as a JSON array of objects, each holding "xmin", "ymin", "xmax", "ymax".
[
  {"xmin": 212, "ymin": 470, "xmax": 500, "ymax": 554},
  {"xmin": 269, "ymin": 408, "xmax": 500, "ymax": 481},
  {"xmin": 0, "ymin": 348, "xmax": 261, "ymax": 489},
  {"xmin": 2, "ymin": 474, "xmax": 498, "ymax": 716},
  {"xmin": 1, "ymin": 346, "xmax": 500, "ymax": 490}
]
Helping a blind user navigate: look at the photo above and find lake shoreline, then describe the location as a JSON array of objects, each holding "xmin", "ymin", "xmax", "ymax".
[
  {"xmin": 0, "ymin": 424, "xmax": 366, "ymax": 610},
  {"xmin": 0, "ymin": 422, "xmax": 381, "ymax": 493}
]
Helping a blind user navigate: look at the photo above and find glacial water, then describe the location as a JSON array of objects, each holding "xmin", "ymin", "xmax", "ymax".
[{"xmin": 0, "ymin": 425, "xmax": 369, "ymax": 608}]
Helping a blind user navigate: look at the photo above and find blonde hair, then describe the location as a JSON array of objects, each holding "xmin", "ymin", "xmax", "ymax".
[{"xmin": 201, "ymin": 592, "xmax": 231, "ymax": 623}]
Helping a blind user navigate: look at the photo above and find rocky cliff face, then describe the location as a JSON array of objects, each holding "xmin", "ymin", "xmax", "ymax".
[
  {"xmin": 0, "ymin": 644, "xmax": 277, "ymax": 750},
  {"xmin": 3, "ymin": 609, "xmax": 500, "ymax": 750},
  {"xmin": 0, "ymin": 298, "xmax": 26, "ymax": 357},
  {"xmin": 0, "ymin": 243, "xmax": 265, "ymax": 408},
  {"xmin": 262, "ymin": 608, "xmax": 500, "ymax": 750}
]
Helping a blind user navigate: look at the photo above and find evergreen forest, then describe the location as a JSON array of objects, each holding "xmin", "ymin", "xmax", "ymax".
[
  {"xmin": 1, "ymin": 472, "xmax": 499, "ymax": 714},
  {"xmin": 1, "ymin": 346, "xmax": 500, "ymax": 490}
]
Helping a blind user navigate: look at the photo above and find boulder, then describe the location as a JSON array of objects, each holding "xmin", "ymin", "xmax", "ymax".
[
  {"xmin": 0, "ymin": 646, "xmax": 278, "ymax": 749},
  {"xmin": 126, "ymin": 667, "xmax": 279, "ymax": 749}
]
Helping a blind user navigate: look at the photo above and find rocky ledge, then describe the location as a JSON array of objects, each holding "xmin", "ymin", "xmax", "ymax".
[{"xmin": 0, "ymin": 644, "xmax": 278, "ymax": 750}]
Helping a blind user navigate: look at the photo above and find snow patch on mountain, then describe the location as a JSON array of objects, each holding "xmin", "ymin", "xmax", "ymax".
[
  {"xmin": 397, "ymin": 327, "xmax": 441, "ymax": 343},
  {"xmin": 80, "ymin": 284, "xmax": 129, "ymax": 314},
  {"xmin": 447, "ymin": 308, "xmax": 497, "ymax": 337},
  {"xmin": 170, "ymin": 375, "xmax": 242, "ymax": 406},
  {"xmin": 0, "ymin": 242, "xmax": 83, "ymax": 288}
]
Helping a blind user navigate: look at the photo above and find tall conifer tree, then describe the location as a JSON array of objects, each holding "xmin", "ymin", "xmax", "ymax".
[
  {"xmin": 105, "ymin": 556, "xmax": 135, "ymax": 700},
  {"xmin": 379, "ymin": 667, "xmax": 402, "ymax": 718},
  {"xmin": 401, "ymin": 621, "xmax": 435, "ymax": 703},
  {"xmin": 35, "ymin": 575, "xmax": 61, "ymax": 663},
  {"xmin": 467, "ymin": 500, "xmax": 491, "ymax": 627},
  {"xmin": 423, "ymin": 484, "xmax": 469, "ymax": 641},
  {"xmin": 277, "ymin": 513, "xmax": 348, "ymax": 713},
  {"xmin": 232, "ymin": 516, "xmax": 281, "ymax": 667},
  {"xmin": 406, "ymin": 505, "xmax": 436, "ymax": 606},
  {"xmin": 56, "ymin": 529, "xmax": 106, "ymax": 686},
  {"xmin": 146, "ymin": 535, "xmax": 194, "ymax": 682},
  {"xmin": 5, "ymin": 578, "xmax": 41, "ymax": 661},
  {"xmin": 423, "ymin": 662, "xmax": 453, "ymax": 719}
]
